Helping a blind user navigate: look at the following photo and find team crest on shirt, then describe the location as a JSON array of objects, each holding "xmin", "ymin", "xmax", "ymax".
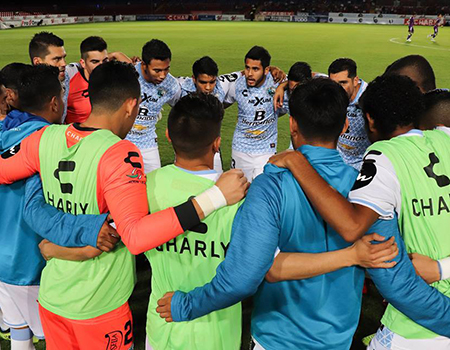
[
  {"xmin": 126, "ymin": 168, "xmax": 144, "ymax": 180},
  {"xmin": 267, "ymin": 86, "xmax": 276, "ymax": 97},
  {"xmin": 157, "ymin": 88, "xmax": 166, "ymax": 97}
]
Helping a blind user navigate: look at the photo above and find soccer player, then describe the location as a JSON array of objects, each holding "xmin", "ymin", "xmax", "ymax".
[
  {"xmin": 328, "ymin": 58, "xmax": 370, "ymax": 170},
  {"xmin": 157, "ymin": 78, "xmax": 450, "ymax": 349},
  {"xmin": 0, "ymin": 61, "xmax": 247, "ymax": 350},
  {"xmin": 126, "ymin": 39, "xmax": 181, "ymax": 174},
  {"xmin": 65, "ymin": 36, "xmax": 133, "ymax": 124},
  {"xmin": 419, "ymin": 89, "xmax": 450, "ymax": 130},
  {"xmin": 179, "ymin": 56, "xmax": 235, "ymax": 172},
  {"xmin": 428, "ymin": 14, "xmax": 444, "ymax": 41},
  {"xmin": 0, "ymin": 65, "xmax": 114, "ymax": 350},
  {"xmin": 268, "ymin": 75, "xmax": 450, "ymax": 349},
  {"xmin": 145, "ymin": 94, "xmax": 242, "ymax": 350},
  {"xmin": 384, "ymin": 55, "xmax": 436, "ymax": 93},
  {"xmin": 29, "ymin": 32, "xmax": 69, "ymax": 121},
  {"xmin": 226, "ymin": 46, "xmax": 282, "ymax": 182},
  {"xmin": 407, "ymin": 14, "xmax": 415, "ymax": 42}
]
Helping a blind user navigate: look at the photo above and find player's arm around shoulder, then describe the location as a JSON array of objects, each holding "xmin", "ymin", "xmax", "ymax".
[
  {"xmin": 0, "ymin": 126, "xmax": 47, "ymax": 184},
  {"xmin": 39, "ymin": 239, "xmax": 102, "ymax": 262}
]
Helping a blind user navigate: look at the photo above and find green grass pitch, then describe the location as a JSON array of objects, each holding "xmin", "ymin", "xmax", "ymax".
[{"xmin": 0, "ymin": 21, "xmax": 448, "ymax": 349}]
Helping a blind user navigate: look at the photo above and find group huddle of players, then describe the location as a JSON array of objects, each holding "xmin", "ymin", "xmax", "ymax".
[{"xmin": 0, "ymin": 30, "xmax": 450, "ymax": 350}]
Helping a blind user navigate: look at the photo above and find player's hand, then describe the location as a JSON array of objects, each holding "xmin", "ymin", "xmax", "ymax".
[
  {"xmin": 273, "ymin": 83, "xmax": 287, "ymax": 111},
  {"xmin": 269, "ymin": 65, "xmax": 286, "ymax": 83},
  {"xmin": 351, "ymin": 233, "xmax": 398, "ymax": 269},
  {"xmin": 96, "ymin": 216, "xmax": 120, "ymax": 252},
  {"xmin": 156, "ymin": 292, "xmax": 175, "ymax": 322},
  {"xmin": 39, "ymin": 239, "xmax": 53, "ymax": 261},
  {"xmin": 131, "ymin": 56, "xmax": 141, "ymax": 64},
  {"xmin": 215, "ymin": 169, "xmax": 250, "ymax": 205},
  {"xmin": 269, "ymin": 150, "xmax": 304, "ymax": 169},
  {"xmin": 409, "ymin": 253, "xmax": 440, "ymax": 284}
]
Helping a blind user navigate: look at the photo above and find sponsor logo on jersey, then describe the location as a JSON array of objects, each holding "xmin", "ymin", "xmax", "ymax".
[
  {"xmin": 127, "ymin": 168, "xmax": 144, "ymax": 180},
  {"xmin": 267, "ymin": 86, "xmax": 276, "ymax": 97},
  {"xmin": 1, "ymin": 144, "xmax": 21, "ymax": 159},
  {"xmin": 132, "ymin": 124, "xmax": 148, "ymax": 131},
  {"xmin": 157, "ymin": 88, "xmax": 166, "ymax": 97},
  {"xmin": 351, "ymin": 150, "xmax": 380, "ymax": 190}
]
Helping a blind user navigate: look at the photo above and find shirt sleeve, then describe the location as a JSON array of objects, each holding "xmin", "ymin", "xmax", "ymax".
[
  {"xmin": 348, "ymin": 150, "xmax": 401, "ymax": 219},
  {"xmin": 219, "ymin": 71, "xmax": 240, "ymax": 104},
  {"xmin": 98, "ymin": 141, "xmax": 199, "ymax": 255},
  {"xmin": 23, "ymin": 174, "xmax": 106, "ymax": 248},
  {"xmin": 171, "ymin": 172, "xmax": 282, "ymax": 322},
  {"xmin": 167, "ymin": 79, "xmax": 182, "ymax": 107},
  {"xmin": 0, "ymin": 127, "xmax": 45, "ymax": 184},
  {"xmin": 366, "ymin": 218, "xmax": 450, "ymax": 337}
]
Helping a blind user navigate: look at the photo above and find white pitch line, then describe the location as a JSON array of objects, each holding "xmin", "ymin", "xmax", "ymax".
[{"xmin": 389, "ymin": 37, "xmax": 450, "ymax": 51}]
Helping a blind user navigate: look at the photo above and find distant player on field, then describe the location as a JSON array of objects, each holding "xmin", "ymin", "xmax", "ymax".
[
  {"xmin": 406, "ymin": 14, "xmax": 415, "ymax": 42},
  {"xmin": 0, "ymin": 61, "xmax": 248, "ymax": 350},
  {"xmin": 428, "ymin": 14, "xmax": 444, "ymax": 41},
  {"xmin": 145, "ymin": 94, "xmax": 242, "ymax": 350},
  {"xmin": 126, "ymin": 39, "xmax": 181, "ymax": 174}
]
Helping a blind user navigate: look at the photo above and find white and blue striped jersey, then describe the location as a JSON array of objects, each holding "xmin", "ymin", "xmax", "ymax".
[
  {"xmin": 228, "ymin": 74, "xmax": 280, "ymax": 154},
  {"xmin": 337, "ymin": 80, "xmax": 371, "ymax": 170},
  {"xmin": 126, "ymin": 62, "xmax": 181, "ymax": 150}
]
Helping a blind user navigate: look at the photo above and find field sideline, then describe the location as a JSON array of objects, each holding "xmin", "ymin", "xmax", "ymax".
[{"xmin": 0, "ymin": 21, "xmax": 448, "ymax": 350}]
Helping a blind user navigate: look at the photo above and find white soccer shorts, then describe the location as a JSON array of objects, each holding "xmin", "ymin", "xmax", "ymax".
[
  {"xmin": 0, "ymin": 281, "xmax": 43, "ymax": 338},
  {"xmin": 141, "ymin": 147, "xmax": 162, "ymax": 174},
  {"xmin": 231, "ymin": 149, "xmax": 274, "ymax": 182}
]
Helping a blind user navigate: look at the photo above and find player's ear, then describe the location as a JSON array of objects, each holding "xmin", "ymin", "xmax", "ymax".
[
  {"xmin": 264, "ymin": 66, "xmax": 270, "ymax": 76},
  {"xmin": 50, "ymin": 95, "xmax": 58, "ymax": 112},
  {"xmin": 366, "ymin": 113, "xmax": 376, "ymax": 133},
  {"xmin": 289, "ymin": 115, "xmax": 299, "ymax": 136},
  {"xmin": 32, "ymin": 57, "xmax": 43, "ymax": 66},
  {"xmin": 353, "ymin": 76, "xmax": 359, "ymax": 86},
  {"xmin": 124, "ymin": 97, "xmax": 138, "ymax": 118},
  {"xmin": 80, "ymin": 58, "xmax": 86, "ymax": 69},
  {"xmin": 213, "ymin": 136, "xmax": 221, "ymax": 153},
  {"xmin": 165, "ymin": 128, "xmax": 172, "ymax": 143},
  {"xmin": 341, "ymin": 117, "xmax": 350, "ymax": 135}
]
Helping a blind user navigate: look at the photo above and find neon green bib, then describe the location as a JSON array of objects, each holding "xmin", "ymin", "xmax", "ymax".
[
  {"xmin": 145, "ymin": 165, "xmax": 242, "ymax": 350},
  {"xmin": 38, "ymin": 125, "xmax": 136, "ymax": 319},
  {"xmin": 371, "ymin": 130, "xmax": 450, "ymax": 339}
]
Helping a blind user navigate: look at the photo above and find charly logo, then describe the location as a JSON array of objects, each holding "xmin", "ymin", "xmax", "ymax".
[
  {"xmin": 267, "ymin": 86, "xmax": 276, "ymax": 97},
  {"xmin": 157, "ymin": 88, "xmax": 166, "ymax": 97}
]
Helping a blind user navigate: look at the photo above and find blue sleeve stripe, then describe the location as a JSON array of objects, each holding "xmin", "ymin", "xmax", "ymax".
[{"xmin": 349, "ymin": 198, "xmax": 393, "ymax": 218}]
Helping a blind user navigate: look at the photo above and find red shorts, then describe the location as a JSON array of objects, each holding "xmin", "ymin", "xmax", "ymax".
[{"xmin": 39, "ymin": 302, "xmax": 133, "ymax": 350}]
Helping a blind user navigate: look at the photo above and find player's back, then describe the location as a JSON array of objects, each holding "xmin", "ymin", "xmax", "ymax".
[
  {"xmin": 369, "ymin": 128, "xmax": 450, "ymax": 338},
  {"xmin": 251, "ymin": 145, "xmax": 361, "ymax": 350},
  {"xmin": 37, "ymin": 124, "xmax": 136, "ymax": 320},
  {"xmin": 145, "ymin": 164, "xmax": 242, "ymax": 350}
]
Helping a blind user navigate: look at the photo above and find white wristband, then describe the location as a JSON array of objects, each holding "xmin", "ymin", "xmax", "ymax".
[
  {"xmin": 438, "ymin": 257, "xmax": 450, "ymax": 280},
  {"xmin": 194, "ymin": 185, "xmax": 227, "ymax": 218}
]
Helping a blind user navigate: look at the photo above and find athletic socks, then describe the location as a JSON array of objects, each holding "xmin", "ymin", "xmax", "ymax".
[{"xmin": 10, "ymin": 328, "xmax": 35, "ymax": 350}]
